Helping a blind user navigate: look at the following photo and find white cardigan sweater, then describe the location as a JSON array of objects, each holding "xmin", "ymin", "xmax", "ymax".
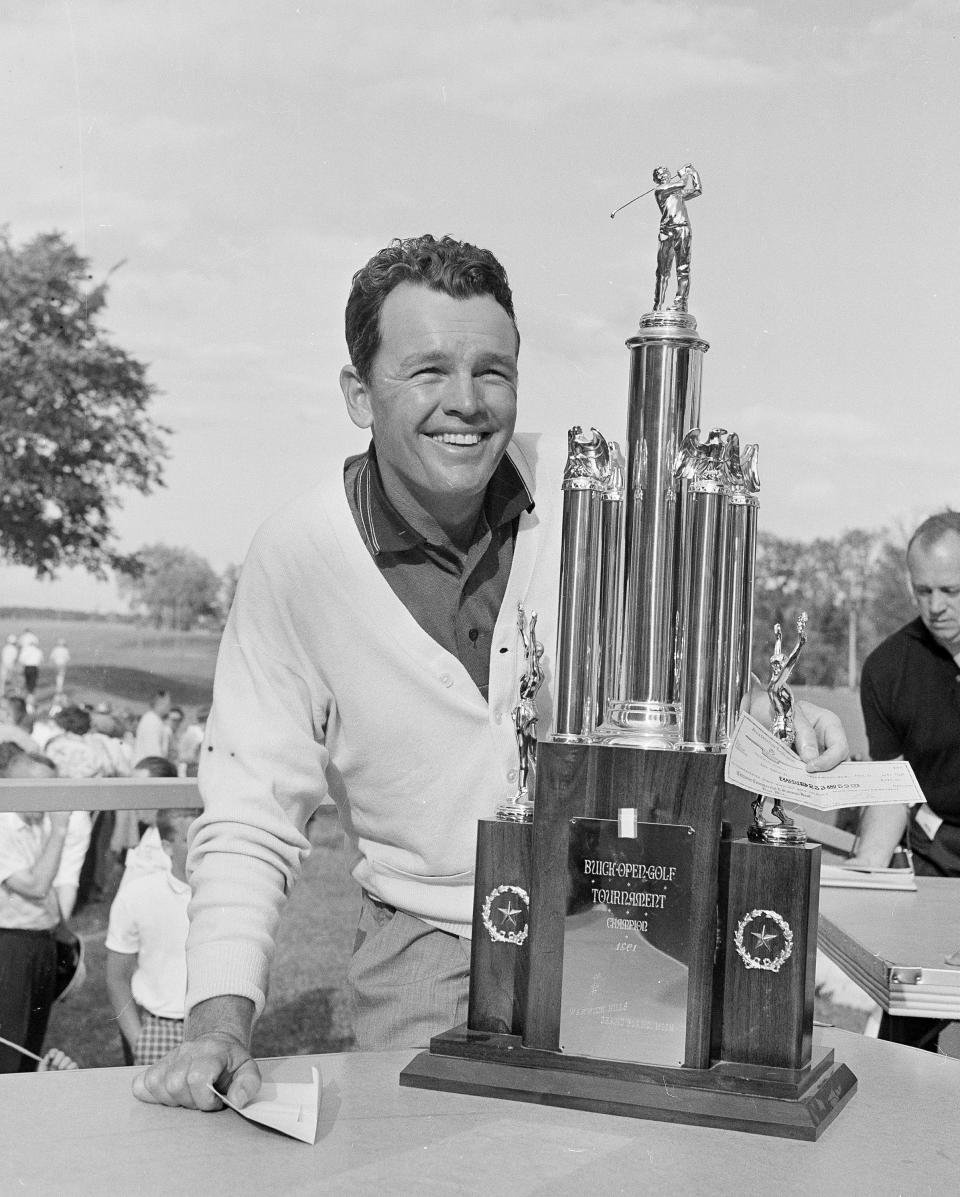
[{"xmin": 186, "ymin": 433, "xmax": 564, "ymax": 1015}]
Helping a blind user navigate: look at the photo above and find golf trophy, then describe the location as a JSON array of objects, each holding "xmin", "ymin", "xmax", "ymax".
[{"xmin": 402, "ymin": 167, "xmax": 856, "ymax": 1139}]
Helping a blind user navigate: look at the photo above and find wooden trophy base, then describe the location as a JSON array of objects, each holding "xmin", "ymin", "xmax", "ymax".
[
  {"xmin": 400, "ymin": 1026, "xmax": 856, "ymax": 1141},
  {"xmin": 401, "ymin": 743, "xmax": 856, "ymax": 1140}
]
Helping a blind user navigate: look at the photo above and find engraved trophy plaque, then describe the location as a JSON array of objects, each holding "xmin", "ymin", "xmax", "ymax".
[{"xmin": 560, "ymin": 818, "xmax": 693, "ymax": 1065}]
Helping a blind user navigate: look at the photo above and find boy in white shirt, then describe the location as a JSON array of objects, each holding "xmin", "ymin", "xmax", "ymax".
[{"xmin": 105, "ymin": 809, "xmax": 193, "ymax": 1065}]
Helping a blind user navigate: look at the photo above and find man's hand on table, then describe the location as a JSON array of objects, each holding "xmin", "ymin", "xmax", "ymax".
[{"xmin": 132, "ymin": 995, "xmax": 261, "ymax": 1110}]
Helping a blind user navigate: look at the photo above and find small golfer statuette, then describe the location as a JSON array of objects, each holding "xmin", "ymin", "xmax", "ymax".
[
  {"xmin": 749, "ymin": 614, "xmax": 809, "ymax": 845},
  {"xmin": 652, "ymin": 164, "xmax": 702, "ymax": 313},
  {"xmin": 497, "ymin": 604, "xmax": 544, "ymax": 824}
]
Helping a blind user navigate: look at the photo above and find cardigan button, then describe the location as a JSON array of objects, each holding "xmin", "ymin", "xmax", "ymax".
[{"xmin": 439, "ymin": 673, "xmax": 453, "ymax": 687}]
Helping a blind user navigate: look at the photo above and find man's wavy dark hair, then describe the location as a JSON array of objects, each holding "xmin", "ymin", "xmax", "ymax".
[{"xmin": 345, "ymin": 234, "xmax": 519, "ymax": 383}]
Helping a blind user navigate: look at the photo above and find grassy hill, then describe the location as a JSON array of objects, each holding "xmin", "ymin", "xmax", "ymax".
[{"xmin": 0, "ymin": 616, "xmax": 220, "ymax": 716}]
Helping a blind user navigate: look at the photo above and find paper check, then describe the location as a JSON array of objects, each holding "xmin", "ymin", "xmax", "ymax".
[{"xmin": 724, "ymin": 713, "xmax": 925, "ymax": 811}]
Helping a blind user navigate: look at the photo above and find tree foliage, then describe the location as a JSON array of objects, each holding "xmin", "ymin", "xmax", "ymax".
[
  {"xmin": 118, "ymin": 544, "xmax": 221, "ymax": 630},
  {"xmin": 752, "ymin": 527, "xmax": 916, "ymax": 687},
  {"xmin": 0, "ymin": 229, "xmax": 168, "ymax": 576}
]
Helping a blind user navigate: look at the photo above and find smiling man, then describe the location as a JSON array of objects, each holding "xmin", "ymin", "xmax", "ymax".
[{"xmin": 134, "ymin": 234, "xmax": 847, "ymax": 1112}]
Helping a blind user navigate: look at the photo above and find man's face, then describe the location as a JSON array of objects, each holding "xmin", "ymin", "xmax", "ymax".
[
  {"xmin": 908, "ymin": 531, "xmax": 960, "ymax": 655},
  {"xmin": 341, "ymin": 283, "xmax": 518, "ymax": 532},
  {"xmin": 155, "ymin": 694, "xmax": 172, "ymax": 718}
]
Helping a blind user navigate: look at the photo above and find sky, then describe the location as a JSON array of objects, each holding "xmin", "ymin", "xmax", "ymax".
[{"xmin": 1, "ymin": 0, "xmax": 959, "ymax": 611}]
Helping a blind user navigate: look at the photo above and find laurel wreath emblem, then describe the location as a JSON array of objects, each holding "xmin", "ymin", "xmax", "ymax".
[
  {"xmin": 733, "ymin": 907, "xmax": 794, "ymax": 973},
  {"xmin": 481, "ymin": 884, "xmax": 530, "ymax": 946}
]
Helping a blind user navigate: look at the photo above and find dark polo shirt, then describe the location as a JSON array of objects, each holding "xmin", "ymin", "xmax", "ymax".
[
  {"xmin": 861, "ymin": 617, "xmax": 960, "ymax": 873},
  {"xmin": 343, "ymin": 445, "xmax": 533, "ymax": 701}
]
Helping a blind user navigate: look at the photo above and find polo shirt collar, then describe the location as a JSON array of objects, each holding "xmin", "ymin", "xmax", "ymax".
[
  {"xmin": 352, "ymin": 442, "xmax": 533, "ymax": 556},
  {"xmin": 905, "ymin": 616, "xmax": 958, "ymax": 661}
]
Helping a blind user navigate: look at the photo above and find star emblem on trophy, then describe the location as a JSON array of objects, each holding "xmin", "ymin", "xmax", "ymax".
[
  {"xmin": 481, "ymin": 884, "xmax": 530, "ymax": 946},
  {"xmin": 734, "ymin": 908, "xmax": 794, "ymax": 973}
]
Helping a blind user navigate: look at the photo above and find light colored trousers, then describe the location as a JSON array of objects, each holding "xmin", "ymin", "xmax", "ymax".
[{"xmin": 348, "ymin": 893, "xmax": 470, "ymax": 1050}]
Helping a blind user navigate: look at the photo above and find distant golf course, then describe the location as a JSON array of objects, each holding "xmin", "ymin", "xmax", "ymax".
[{"xmin": 0, "ymin": 615, "xmax": 221, "ymax": 718}]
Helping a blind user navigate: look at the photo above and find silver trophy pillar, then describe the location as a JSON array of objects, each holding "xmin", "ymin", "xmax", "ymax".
[
  {"xmin": 723, "ymin": 440, "xmax": 759, "ymax": 738},
  {"xmin": 599, "ymin": 310, "xmax": 708, "ymax": 746},
  {"xmin": 595, "ymin": 442, "xmax": 625, "ymax": 730},
  {"xmin": 552, "ymin": 427, "xmax": 610, "ymax": 742},
  {"xmin": 676, "ymin": 429, "xmax": 733, "ymax": 751}
]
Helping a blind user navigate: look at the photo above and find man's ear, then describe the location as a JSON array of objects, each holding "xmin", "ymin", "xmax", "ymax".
[{"xmin": 340, "ymin": 365, "xmax": 373, "ymax": 430}]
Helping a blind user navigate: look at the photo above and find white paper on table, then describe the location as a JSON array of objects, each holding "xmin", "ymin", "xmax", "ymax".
[
  {"xmin": 724, "ymin": 713, "xmax": 926, "ymax": 811},
  {"xmin": 210, "ymin": 1065, "xmax": 321, "ymax": 1145},
  {"xmin": 820, "ymin": 863, "xmax": 917, "ymax": 891}
]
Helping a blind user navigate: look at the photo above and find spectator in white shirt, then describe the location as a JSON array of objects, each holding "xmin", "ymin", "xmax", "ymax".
[
  {"xmin": 0, "ymin": 746, "xmax": 70, "ymax": 1072},
  {"xmin": 134, "ymin": 692, "xmax": 172, "ymax": 764},
  {"xmin": 0, "ymin": 635, "xmax": 19, "ymax": 693},
  {"xmin": 106, "ymin": 808, "xmax": 193, "ymax": 1066},
  {"xmin": 49, "ymin": 640, "xmax": 70, "ymax": 693}
]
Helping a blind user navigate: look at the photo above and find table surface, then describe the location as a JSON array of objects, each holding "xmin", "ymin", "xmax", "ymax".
[
  {"xmin": 3, "ymin": 1028, "xmax": 959, "ymax": 1196},
  {"xmin": 819, "ymin": 877, "xmax": 960, "ymax": 1016}
]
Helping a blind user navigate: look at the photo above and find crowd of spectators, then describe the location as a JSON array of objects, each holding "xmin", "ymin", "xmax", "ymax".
[{"xmin": 0, "ymin": 633, "xmax": 207, "ymax": 1073}]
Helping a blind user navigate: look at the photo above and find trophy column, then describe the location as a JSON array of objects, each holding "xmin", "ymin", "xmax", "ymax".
[{"xmin": 600, "ymin": 311, "xmax": 707, "ymax": 747}]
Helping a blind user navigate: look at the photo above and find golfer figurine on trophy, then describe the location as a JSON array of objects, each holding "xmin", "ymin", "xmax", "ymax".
[
  {"xmin": 749, "ymin": 613, "xmax": 809, "ymax": 845},
  {"xmin": 496, "ymin": 603, "xmax": 544, "ymax": 823}
]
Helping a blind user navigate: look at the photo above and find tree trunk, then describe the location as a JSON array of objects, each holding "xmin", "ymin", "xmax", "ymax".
[{"xmin": 847, "ymin": 604, "xmax": 858, "ymax": 689}]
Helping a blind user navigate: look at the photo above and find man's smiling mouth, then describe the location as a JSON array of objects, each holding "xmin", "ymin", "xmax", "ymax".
[{"xmin": 429, "ymin": 432, "xmax": 485, "ymax": 446}]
